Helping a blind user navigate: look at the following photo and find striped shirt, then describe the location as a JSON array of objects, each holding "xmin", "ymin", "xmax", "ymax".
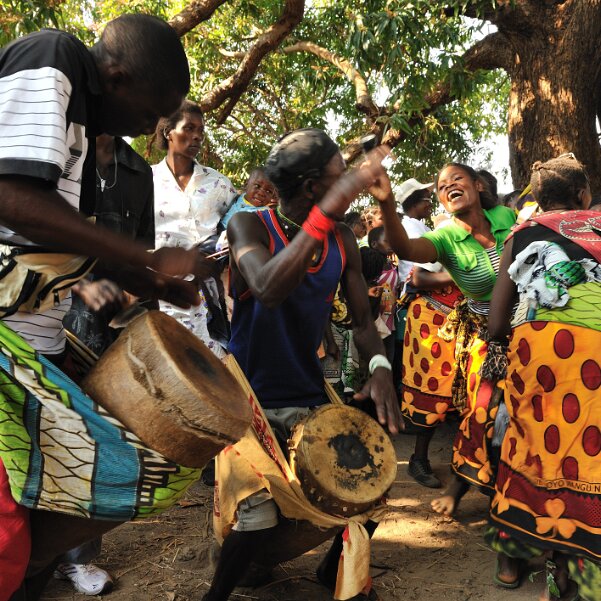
[
  {"xmin": 467, "ymin": 246, "xmax": 501, "ymax": 315},
  {"xmin": 0, "ymin": 30, "xmax": 101, "ymax": 352}
]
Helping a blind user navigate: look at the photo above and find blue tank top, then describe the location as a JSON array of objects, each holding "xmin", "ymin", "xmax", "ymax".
[{"xmin": 229, "ymin": 209, "xmax": 346, "ymax": 409}]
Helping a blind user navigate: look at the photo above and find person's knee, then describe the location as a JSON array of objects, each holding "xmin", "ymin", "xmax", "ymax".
[{"xmin": 232, "ymin": 491, "xmax": 278, "ymax": 533}]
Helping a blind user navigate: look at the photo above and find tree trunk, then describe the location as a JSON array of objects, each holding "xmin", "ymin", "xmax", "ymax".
[{"xmin": 500, "ymin": 1, "xmax": 601, "ymax": 193}]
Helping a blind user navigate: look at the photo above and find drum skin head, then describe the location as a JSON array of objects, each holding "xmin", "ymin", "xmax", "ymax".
[
  {"xmin": 290, "ymin": 404, "xmax": 397, "ymax": 516},
  {"xmin": 83, "ymin": 311, "xmax": 251, "ymax": 468}
]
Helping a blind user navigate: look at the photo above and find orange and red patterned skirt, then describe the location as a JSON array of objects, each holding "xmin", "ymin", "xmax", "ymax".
[
  {"xmin": 400, "ymin": 296, "xmax": 456, "ymax": 430},
  {"xmin": 490, "ymin": 319, "xmax": 601, "ymax": 562}
]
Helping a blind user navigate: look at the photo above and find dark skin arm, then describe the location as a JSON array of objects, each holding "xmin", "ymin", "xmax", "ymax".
[
  {"xmin": 228, "ymin": 211, "xmax": 321, "ymax": 308},
  {"xmin": 487, "ymin": 237, "xmax": 517, "ymax": 343},
  {"xmin": 0, "ymin": 176, "xmax": 217, "ymax": 307},
  {"xmin": 411, "ymin": 266, "xmax": 454, "ymax": 291},
  {"xmin": 339, "ymin": 226, "xmax": 403, "ymax": 434},
  {"xmin": 0, "ymin": 176, "xmax": 208, "ymax": 280}
]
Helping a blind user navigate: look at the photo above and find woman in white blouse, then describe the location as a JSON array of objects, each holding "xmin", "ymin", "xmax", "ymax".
[{"xmin": 153, "ymin": 100, "xmax": 237, "ymax": 357}]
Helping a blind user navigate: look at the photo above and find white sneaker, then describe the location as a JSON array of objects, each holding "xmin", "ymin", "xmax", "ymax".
[{"xmin": 54, "ymin": 563, "xmax": 113, "ymax": 595}]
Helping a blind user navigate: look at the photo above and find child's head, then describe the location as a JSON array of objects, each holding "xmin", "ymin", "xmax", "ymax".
[
  {"xmin": 368, "ymin": 226, "xmax": 391, "ymax": 256},
  {"xmin": 530, "ymin": 154, "xmax": 591, "ymax": 211},
  {"xmin": 359, "ymin": 246, "xmax": 387, "ymax": 285},
  {"xmin": 245, "ymin": 168, "xmax": 279, "ymax": 207}
]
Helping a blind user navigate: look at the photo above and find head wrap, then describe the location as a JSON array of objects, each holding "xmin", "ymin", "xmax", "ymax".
[{"xmin": 265, "ymin": 128, "xmax": 340, "ymax": 198}]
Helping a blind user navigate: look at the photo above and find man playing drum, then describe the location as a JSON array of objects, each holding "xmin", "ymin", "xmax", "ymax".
[
  {"xmin": 0, "ymin": 15, "xmax": 214, "ymax": 600},
  {"xmin": 203, "ymin": 129, "xmax": 403, "ymax": 601}
]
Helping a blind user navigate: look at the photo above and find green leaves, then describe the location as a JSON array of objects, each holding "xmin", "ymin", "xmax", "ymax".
[{"xmin": 0, "ymin": 0, "xmax": 509, "ymax": 189}]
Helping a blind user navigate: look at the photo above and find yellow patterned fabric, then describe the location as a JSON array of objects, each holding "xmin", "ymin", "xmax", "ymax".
[
  {"xmin": 450, "ymin": 336, "xmax": 498, "ymax": 494},
  {"xmin": 490, "ymin": 319, "xmax": 601, "ymax": 560},
  {"xmin": 400, "ymin": 297, "xmax": 456, "ymax": 429},
  {"xmin": 215, "ymin": 356, "xmax": 388, "ymax": 601}
]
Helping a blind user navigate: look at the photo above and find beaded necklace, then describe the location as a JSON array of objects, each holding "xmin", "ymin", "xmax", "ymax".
[
  {"xmin": 276, "ymin": 207, "xmax": 302, "ymax": 239},
  {"xmin": 275, "ymin": 207, "xmax": 322, "ymax": 264}
]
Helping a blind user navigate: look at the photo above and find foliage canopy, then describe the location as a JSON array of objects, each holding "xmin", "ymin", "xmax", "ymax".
[{"xmin": 0, "ymin": 1, "xmax": 509, "ymax": 190}]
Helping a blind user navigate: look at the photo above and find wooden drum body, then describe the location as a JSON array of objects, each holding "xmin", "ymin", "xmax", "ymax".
[
  {"xmin": 289, "ymin": 404, "xmax": 396, "ymax": 517},
  {"xmin": 83, "ymin": 311, "xmax": 252, "ymax": 468}
]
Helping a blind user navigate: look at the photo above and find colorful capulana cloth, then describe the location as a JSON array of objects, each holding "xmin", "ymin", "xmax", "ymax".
[
  {"xmin": 489, "ymin": 317, "xmax": 601, "ymax": 561},
  {"xmin": 215, "ymin": 356, "xmax": 388, "ymax": 601},
  {"xmin": 439, "ymin": 301, "xmax": 497, "ymax": 494},
  {"xmin": 0, "ymin": 321, "xmax": 200, "ymax": 521},
  {"xmin": 400, "ymin": 296, "xmax": 457, "ymax": 429},
  {"xmin": 508, "ymin": 241, "xmax": 601, "ymax": 313},
  {"xmin": 485, "ymin": 525, "xmax": 601, "ymax": 601}
]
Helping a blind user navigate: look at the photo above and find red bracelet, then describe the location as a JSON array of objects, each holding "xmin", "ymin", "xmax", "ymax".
[{"xmin": 302, "ymin": 205, "xmax": 336, "ymax": 242}]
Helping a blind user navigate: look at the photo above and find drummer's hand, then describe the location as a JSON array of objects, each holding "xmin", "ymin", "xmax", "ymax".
[
  {"xmin": 354, "ymin": 368, "xmax": 404, "ymax": 435},
  {"xmin": 193, "ymin": 253, "xmax": 221, "ymax": 281},
  {"xmin": 73, "ymin": 279, "xmax": 125, "ymax": 313},
  {"xmin": 151, "ymin": 272, "xmax": 201, "ymax": 308},
  {"xmin": 122, "ymin": 268, "xmax": 200, "ymax": 308},
  {"xmin": 149, "ymin": 246, "xmax": 197, "ymax": 278}
]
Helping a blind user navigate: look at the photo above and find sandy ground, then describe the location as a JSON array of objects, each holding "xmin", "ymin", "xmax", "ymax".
[{"xmin": 41, "ymin": 421, "xmax": 547, "ymax": 601}]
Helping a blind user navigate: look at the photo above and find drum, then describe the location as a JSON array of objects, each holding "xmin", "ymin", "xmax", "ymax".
[
  {"xmin": 82, "ymin": 310, "xmax": 252, "ymax": 468},
  {"xmin": 289, "ymin": 404, "xmax": 396, "ymax": 517}
]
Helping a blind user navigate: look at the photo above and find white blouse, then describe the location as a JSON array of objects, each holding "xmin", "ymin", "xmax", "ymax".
[
  {"xmin": 151, "ymin": 158, "xmax": 236, "ymax": 359},
  {"xmin": 152, "ymin": 158, "xmax": 237, "ymax": 250}
]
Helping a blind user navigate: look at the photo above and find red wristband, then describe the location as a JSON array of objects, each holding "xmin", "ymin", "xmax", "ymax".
[{"xmin": 302, "ymin": 205, "xmax": 336, "ymax": 242}]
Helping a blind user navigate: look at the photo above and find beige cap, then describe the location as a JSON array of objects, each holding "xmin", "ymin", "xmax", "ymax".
[{"xmin": 395, "ymin": 178, "xmax": 433, "ymax": 206}]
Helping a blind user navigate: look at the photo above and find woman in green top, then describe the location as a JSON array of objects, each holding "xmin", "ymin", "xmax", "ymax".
[{"xmin": 379, "ymin": 162, "xmax": 516, "ymax": 516}]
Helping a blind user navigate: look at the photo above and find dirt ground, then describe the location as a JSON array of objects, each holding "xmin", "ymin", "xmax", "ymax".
[{"xmin": 41, "ymin": 422, "xmax": 547, "ymax": 601}]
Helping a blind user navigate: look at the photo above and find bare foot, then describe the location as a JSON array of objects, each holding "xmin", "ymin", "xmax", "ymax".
[
  {"xmin": 495, "ymin": 553, "xmax": 521, "ymax": 587},
  {"xmin": 431, "ymin": 494, "xmax": 455, "ymax": 516}
]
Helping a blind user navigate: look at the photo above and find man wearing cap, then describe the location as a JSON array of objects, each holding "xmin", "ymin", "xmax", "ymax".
[
  {"xmin": 202, "ymin": 128, "xmax": 402, "ymax": 601},
  {"xmin": 395, "ymin": 178, "xmax": 435, "ymax": 284}
]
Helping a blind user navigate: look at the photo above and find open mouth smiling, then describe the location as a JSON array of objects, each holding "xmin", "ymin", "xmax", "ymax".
[{"xmin": 448, "ymin": 189, "xmax": 464, "ymax": 201}]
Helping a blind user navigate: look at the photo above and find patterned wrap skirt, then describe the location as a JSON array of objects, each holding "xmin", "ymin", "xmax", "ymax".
[
  {"xmin": 440, "ymin": 302, "xmax": 497, "ymax": 495},
  {"xmin": 490, "ymin": 312, "xmax": 601, "ymax": 561},
  {"xmin": 400, "ymin": 296, "xmax": 456, "ymax": 430},
  {"xmin": 0, "ymin": 322, "xmax": 200, "ymax": 521}
]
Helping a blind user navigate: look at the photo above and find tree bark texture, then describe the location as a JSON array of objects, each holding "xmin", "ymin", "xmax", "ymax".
[
  {"xmin": 498, "ymin": 1, "xmax": 601, "ymax": 191},
  {"xmin": 201, "ymin": 0, "xmax": 305, "ymax": 123},
  {"xmin": 169, "ymin": 0, "xmax": 229, "ymax": 37}
]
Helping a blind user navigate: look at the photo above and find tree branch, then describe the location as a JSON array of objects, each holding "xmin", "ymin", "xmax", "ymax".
[
  {"xmin": 282, "ymin": 41, "xmax": 380, "ymax": 119},
  {"xmin": 447, "ymin": 0, "xmax": 537, "ymax": 32},
  {"xmin": 219, "ymin": 39, "xmax": 380, "ymax": 121},
  {"xmin": 239, "ymin": 99, "xmax": 281, "ymax": 137},
  {"xmin": 169, "ymin": 0, "xmax": 229, "ymax": 37},
  {"xmin": 344, "ymin": 31, "xmax": 513, "ymax": 162},
  {"xmin": 255, "ymin": 85, "xmax": 291, "ymax": 131},
  {"xmin": 200, "ymin": 0, "xmax": 305, "ymax": 124}
]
